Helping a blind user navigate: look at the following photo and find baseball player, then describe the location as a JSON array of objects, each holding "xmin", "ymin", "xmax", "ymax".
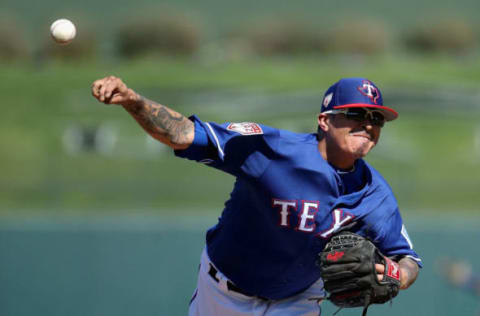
[{"xmin": 91, "ymin": 76, "xmax": 422, "ymax": 315}]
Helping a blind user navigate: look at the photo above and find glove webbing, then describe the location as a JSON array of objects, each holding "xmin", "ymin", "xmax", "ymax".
[
  {"xmin": 330, "ymin": 293, "xmax": 377, "ymax": 316},
  {"xmin": 323, "ymin": 233, "xmax": 399, "ymax": 316},
  {"xmin": 329, "ymin": 293, "xmax": 370, "ymax": 316},
  {"xmin": 362, "ymin": 287, "xmax": 396, "ymax": 316}
]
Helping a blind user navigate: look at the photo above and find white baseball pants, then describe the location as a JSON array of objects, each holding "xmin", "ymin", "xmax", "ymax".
[{"xmin": 188, "ymin": 248, "xmax": 324, "ymax": 316}]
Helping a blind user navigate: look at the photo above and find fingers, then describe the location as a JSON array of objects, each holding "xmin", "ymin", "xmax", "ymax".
[
  {"xmin": 109, "ymin": 94, "xmax": 128, "ymax": 105},
  {"xmin": 375, "ymin": 263, "xmax": 385, "ymax": 274},
  {"xmin": 91, "ymin": 76, "xmax": 127, "ymax": 105},
  {"xmin": 376, "ymin": 263, "xmax": 385, "ymax": 282}
]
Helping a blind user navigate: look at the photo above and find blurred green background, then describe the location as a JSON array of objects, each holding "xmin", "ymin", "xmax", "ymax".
[{"xmin": 1, "ymin": 0, "xmax": 480, "ymax": 315}]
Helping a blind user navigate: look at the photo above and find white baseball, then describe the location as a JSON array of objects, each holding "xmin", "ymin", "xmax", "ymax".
[{"xmin": 50, "ymin": 19, "xmax": 76, "ymax": 44}]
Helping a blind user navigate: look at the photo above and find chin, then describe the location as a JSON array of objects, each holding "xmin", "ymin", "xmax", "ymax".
[
  {"xmin": 350, "ymin": 143, "xmax": 374, "ymax": 159},
  {"xmin": 352, "ymin": 150, "xmax": 369, "ymax": 160}
]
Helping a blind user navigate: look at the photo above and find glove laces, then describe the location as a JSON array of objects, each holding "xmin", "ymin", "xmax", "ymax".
[{"xmin": 361, "ymin": 292, "xmax": 372, "ymax": 316}]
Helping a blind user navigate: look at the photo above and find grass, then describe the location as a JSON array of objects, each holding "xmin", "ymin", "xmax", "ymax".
[{"xmin": 1, "ymin": 56, "xmax": 480, "ymax": 216}]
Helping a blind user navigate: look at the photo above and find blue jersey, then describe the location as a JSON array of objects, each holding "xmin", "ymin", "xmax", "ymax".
[{"xmin": 175, "ymin": 116, "xmax": 422, "ymax": 300}]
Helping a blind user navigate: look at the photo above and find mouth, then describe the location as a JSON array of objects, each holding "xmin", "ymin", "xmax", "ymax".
[{"xmin": 350, "ymin": 132, "xmax": 372, "ymax": 140}]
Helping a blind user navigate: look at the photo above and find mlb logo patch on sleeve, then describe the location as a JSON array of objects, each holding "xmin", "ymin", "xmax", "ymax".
[{"xmin": 227, "ymin": 122, "xmax": 263, "ymax": 135}]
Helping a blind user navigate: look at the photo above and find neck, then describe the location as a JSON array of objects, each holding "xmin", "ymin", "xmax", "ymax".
[{"xmin": 318, "ymin": 138, "xmax": 356, "ymax": 170}]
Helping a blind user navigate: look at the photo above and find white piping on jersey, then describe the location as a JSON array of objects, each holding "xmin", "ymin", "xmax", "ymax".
[
  {"xmin": 401, "ymin": 224, "xmax": 413, "ymax": 249},
  {"xmin": 205, "ymin": 122, "xmax": 225, "ymax": 159},
  {"xmin": 406, "ymin": 255, "xmax": 422, "ymax": 263}
]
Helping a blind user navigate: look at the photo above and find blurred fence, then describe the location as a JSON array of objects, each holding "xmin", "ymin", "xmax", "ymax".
[
  {"xmin": 2, "ymin": 0, "xmax": 480, "ymax": 62},
  {"xmin": 0, "ymin": 215, "xmax": 479, "ymax": 316}
]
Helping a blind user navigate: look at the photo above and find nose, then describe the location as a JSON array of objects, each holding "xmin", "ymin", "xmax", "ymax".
[{"xmin": 362, "ymin": 121, "xmax": 374, "ymax": 130}]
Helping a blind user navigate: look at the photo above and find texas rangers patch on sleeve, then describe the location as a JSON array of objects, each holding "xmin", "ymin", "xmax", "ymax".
[{"xmin": 227, "ymin": 122, "xmax": 263, "ymax": 135}]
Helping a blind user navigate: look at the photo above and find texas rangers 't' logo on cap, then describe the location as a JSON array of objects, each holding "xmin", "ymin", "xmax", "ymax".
[{"xmin": 357, "ymin": 80, "xmax": 380, "ymax": 104}]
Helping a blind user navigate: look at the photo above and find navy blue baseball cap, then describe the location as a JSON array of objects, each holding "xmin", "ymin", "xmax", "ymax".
[{"xmin": 321, "ymin": 78, "xmax": 398, "ymax": 121}]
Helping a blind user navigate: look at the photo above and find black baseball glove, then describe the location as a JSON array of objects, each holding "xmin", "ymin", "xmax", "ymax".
[{"xmin": 318, "ymin": 231, "xmax": 401, "ymax": 316}]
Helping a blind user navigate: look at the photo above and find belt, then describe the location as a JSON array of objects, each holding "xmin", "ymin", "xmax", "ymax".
[{"xmin": 208, "ymin": 263, "xmax": 268, "ymax": 300}]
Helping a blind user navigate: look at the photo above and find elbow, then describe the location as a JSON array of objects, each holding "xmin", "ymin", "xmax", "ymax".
[
  {"xmin": 167, "ymin": 120, "xmax": 195, "ymax": 150},
  {"xmin": 170, "ymin": 141, "xmax": 191, "ymax": 150},
  {"xmin": 148, "ymin": 133, "xmax": 192, "ymax": 150},
  {"xmin": 168, "ymin": 133, "xmax": 194, "ymax": 150}
]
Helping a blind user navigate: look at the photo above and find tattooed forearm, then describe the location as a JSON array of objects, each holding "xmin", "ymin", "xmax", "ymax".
[
  {"xmin": 399, "ymin": 257, "xmax": 419, "ymax": 290},
  {"xmin": 123, "ymin": 96, "xmax": 194, "ymax": 149}
]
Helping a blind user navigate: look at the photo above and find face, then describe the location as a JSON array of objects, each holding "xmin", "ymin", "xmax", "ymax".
[{"xmin": 318, "ymin": 111, "xmax": 382, "ymax": 163}]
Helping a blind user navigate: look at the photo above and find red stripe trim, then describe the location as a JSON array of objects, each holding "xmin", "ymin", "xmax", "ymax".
[{"xmin": 333, "ymin": 104, "xmax": 398, "ymax": 120}]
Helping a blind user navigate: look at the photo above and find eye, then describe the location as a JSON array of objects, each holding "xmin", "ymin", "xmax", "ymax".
[
  {"xmin": 372, "ymin": 112, "xmax": 385, "ymax": 121},
  {"xmin": 344, "ymin": 109, "xmax": 366, "ymax": 121},
  {"xmin": 371, "ymin": 112, "xmax": 385, "ymax": 127}
]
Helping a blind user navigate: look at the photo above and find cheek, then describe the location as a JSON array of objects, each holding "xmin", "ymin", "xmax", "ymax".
[
  {"xmin": 372, "ymin": 129, "xmax": 381, "ymax": 144},
  {"xmin": 349, "ymin": 137, "xmax": 371, "ymax": 148},
  {"xmin": 346, "ymin": 135, "xmax": 376, "ymax": 155}
]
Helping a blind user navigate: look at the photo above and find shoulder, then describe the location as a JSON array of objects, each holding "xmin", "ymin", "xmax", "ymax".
[
  {"xmin": 278, "ymin": 129, "xmax": 318, "ymax": 143},
  {"xmin": 212, "ymin": 119, "xmax": 317, "ymax": 151},
  {"xmin": 193, "ymin": 116, "xmax": 313, "ymax": 142},
  {"xmin": 202, "ymin": 119, "xmax": 281, "ymax": 141},
  {"xmin": 223, "ymin": 121, "xmax": 277, "ymax": 137},
  {"xmin": 357, "ymin": 160, "xmax": 399, "ymax": 220},
  {"xmin": 222, "ymin": 122, "xmax": 315, "ymax": 145},
  {"xmin": 362, "ymin": 160, "xmax": 395, "ymax": 196}
]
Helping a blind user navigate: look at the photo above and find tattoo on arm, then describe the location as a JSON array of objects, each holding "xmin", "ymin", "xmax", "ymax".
[{"xmin": 124, "ymin": 96, "xmax": 194, "ymax": 148}]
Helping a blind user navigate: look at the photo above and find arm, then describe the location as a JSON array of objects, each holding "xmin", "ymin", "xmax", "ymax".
[
  {"xmin": 398, "ymin": 256, "xmax": 419, "ymax": 289},
  {"xmin": 91, "ymin": 76, "xmax": 194, "ymax": 150}
]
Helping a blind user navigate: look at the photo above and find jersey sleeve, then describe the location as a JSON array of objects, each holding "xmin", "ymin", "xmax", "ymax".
[
  {"xmin": 372, "ymin": 208, "xmax": 423, "ymax": 267},
  {"xmin": 360, "ymin": 165, "xmax": 423, "ymax": 267},
  {"xmin": 174, "ymin": 115, "xmax": 280, "ymax": 178}
]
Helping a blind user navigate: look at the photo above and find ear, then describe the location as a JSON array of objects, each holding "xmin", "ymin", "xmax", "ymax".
[{"xmin": 317, "ymin": 113, "xmax": 330, "ymax": 132}]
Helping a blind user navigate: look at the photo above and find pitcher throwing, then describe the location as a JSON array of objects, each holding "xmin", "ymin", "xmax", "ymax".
[{"xmin": 92, "ymin": 76, "xmax": 422, "ymax": 315}]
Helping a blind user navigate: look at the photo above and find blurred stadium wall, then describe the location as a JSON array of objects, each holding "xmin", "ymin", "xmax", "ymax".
[{"xmin": 0, "ymin": 216, "xmax": 479, "ymax": 316}]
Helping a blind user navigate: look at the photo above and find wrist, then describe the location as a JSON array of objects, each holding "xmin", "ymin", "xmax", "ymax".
[
  {"xmin": 399, "ymin": 260, "xmax": 419, "ymax": 290},
  {"xmin": 399, "ymin": 267, "xmax": 409, "ymax": 289},
  {"xmin": 122, "ymin": 89, "xmax": 141, "ymax": 108}
]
